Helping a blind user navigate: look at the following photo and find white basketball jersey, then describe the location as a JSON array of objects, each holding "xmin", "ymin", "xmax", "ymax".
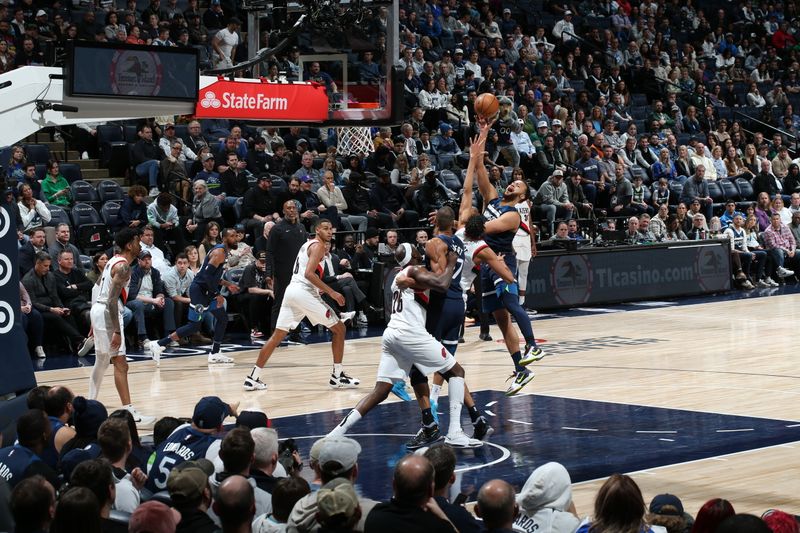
[
  {"xmin": 455, "ymin": 228, "xmax": 489, "ymax": 293},
  {"xmin": 514, "ymin": 201, "xmax": 532, "ymax": 237},
  {"xmin": 290, "ymin": 239, "xmax": 324, "ymax": 292},
  {"xmin": 94, "ymin": 255, "xmax": 130, "ymax": 306},
  {"xmin": 388, "ymin": 266, "xmax": 430, "ymax": 331}
]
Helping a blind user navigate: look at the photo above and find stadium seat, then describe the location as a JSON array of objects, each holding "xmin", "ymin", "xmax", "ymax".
[
  {"xmin": 707, "ymin": 181, "xmax": 726, "ymax": 215},
  {"xmin": 70, "ymin": 202, "xmax": 113, "ymax": 255},
  {"xmin": 97, "ymin": 180, "xmax": 125, "ymax": 202},
  {"xmin": 735, "ymin": 177, "xmax": 755, "ymax": 201},
  {"xmin": 440, "ymin": 169, "xmax": 461, "ymax": 191},
  {"xmin": 719, "ymin": 179, "xmax": 740, "ymax": 202},
  {"xmin": 70, "ymin": 180, "xmax": 100, "ymax": 210},
  {"xmin": 79, "ymin": 254, "xmax": 92, "ymax": 271},
  {"xmin": 270, "ymin": 176, "xmax": 287, "ymax": 195},
  {"xmin": 24, "ymin": 144, "xmax": 51, "ymax": 165},
  {"xmin": 100, "ymin": 201, "xmax": 122, "ymax": 226},
  {"xmin": 46, "ymin": 205, "xmax": 70, "ymax": 228},
  {"xmin": 60, "ymin": 163, "xmax": 82, "ymax": 183},
  {"xmin": 97, "ymin": 124, "xmax": 130, "ymax": 175},
  {"xmin": 668, "ymin": 182, "xmax": 683, "ymax": 205},
  {"xmin": 233, "ymin": 197, "xmax": 243, "ymax": 221}
]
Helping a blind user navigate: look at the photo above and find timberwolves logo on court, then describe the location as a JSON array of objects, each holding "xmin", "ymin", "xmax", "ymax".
[
  {"xmin": 110, "ymin": 50, "xmax": 163, "ymax": 96},
  {"xmin": 695, "ymin": 246, "xmax": 730, "ymax": 291},
  {"xmin": 550, "ymin": 255, "xmax": 592, "ymax": 306}
]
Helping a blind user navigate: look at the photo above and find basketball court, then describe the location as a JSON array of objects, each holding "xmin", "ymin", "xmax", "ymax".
[{"xmin": 33, "ymin": 286, "xmax": 800, "ymax": 516}]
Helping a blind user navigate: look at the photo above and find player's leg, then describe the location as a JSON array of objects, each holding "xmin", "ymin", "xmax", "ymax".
[
  {"xmin": 438, "ymin": 363, "xmax": 482, "ymax": 448},
  {"xmin": 517, "ymin": 258, "xmax": 530, "ymax": 306},
  {"xmin": 205, "ymin": 301, "xmax": 231, "ymax": 363},
  {"xmin": 111, "ymin": 354, "xmax": 131, "ymax": 406},
  {"xmin": 406, "ymin": 367, "xmax": 441, "ymax": 450},
  {"xmin": 88, "ymin": 349, "xmax": 110, "ymax": 400},
  {"xmin": 326, "ymin": 380, "xmax": 394, "ymax": 438},
  {"xmin": 493, "ymin": 254, "xmax": 542, "ymax": 362},
  {"xmin": 493, "ymin": 309, "xmax": 535, "ymax": 397},
  {"xmin": 244, "ymin": 292, "xmax": 299, "ymax": 390},
  {"xmin": 307, "ymin": 293, "xmax": 359, "ymax": 388}
]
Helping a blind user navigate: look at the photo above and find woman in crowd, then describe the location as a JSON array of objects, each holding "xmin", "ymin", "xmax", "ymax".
[
  {"xmin": 17, "ymin": 183, "xmax": 51, "ymax": 232},
  {"xmin": 184, "ymin": 245, "xmax": 202, "ymax": 275},
  {"xmin": 576, "ymin": 474, "xmax": 656, "ymax": 533},
  {"xmin": 772, "ymin": 196, "xmax": 792, "ymax": 225},
  {"xmin": 41, "ymin": 160, "xmax": 72, "ymax": 207},
  {"xmin": 104, "ymin": 11, "xmax": 125, "ymax": 41},
  {"xmin": 6, "ymin": 145, "xmax": 26, "ymax": 184},
  {"xmin": 746, "ymin": 82, "xmax": 766, "ymax": 107},
  {"xmin": 390, "ymin": 153, "xmax": 412, "ymax": 186},
  {"xmin": 322, "ymin": 157, "xmax": 343, "ymax": 186},
  {"xmin": 664, "ymin": 214, "xmax": 688, "ymax": 241},
  {"xmin": 651, "ymin": 148, "xmax": 679, "ymax": 184},
  {"xmin": 0, "ymin": 41, "xmax": 15, "ymax": 74},
  {"xmin": 317, "ymin": 171, "xmax": 367, "ymax": 232},
  {"xmin": 197, "ymin": 220, "xmax": 223, "ymax": 262},
  {"xmin": 674, "ymin": 145, "xmax": 695, "ymax": 182},
  {"xmin": 185, "ymin": 180, "xmax": 222, "ymax": 245},
  {"xmin": 87, "ymin": 252, "xmax": 108, "ymax": 285},
  {"xmin": 691, "ymin": 499, "xmax": 736, "ymax": 533},
  {"xmin": 724, "ymin": 146, "xmax": 754, "ymax": 181}
]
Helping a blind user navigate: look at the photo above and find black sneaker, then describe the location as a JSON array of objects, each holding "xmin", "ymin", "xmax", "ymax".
[
  {"xmin": 479, "ymin": 332, "xmax": 493, "ymax": 341},
  {"xmin": 472, "ymin": 416, "xmax": 495, "ymax": 441},
  {"xmin": 406, "ymin": 425, "xmax": 443, "ymax": 450}
]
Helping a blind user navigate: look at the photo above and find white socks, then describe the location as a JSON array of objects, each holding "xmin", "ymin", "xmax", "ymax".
[
  {"xmin": 89, "ymin": 356, "xmax": 110, "ymax": 400},
  {"xmin": 333, "ymin": 363, "xmax": 343, "ymax": 376},
  {"xmin": 447, "ymin": 377, "xmax": 466, "ymax": 436},
  {"xmin": 328, "ymin": 409, "xmax": 362, "ymax": 438},
  {"xmin": 430, "ymin": 384, "xmax": 442, "ymax": 404},
  {"xmin": 249, "ymin": 366, "xmax": 263, "ymax": 380}
]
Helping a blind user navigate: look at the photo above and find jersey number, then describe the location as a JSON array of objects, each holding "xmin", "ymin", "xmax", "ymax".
[
  {"xmin": 453, "ymin": 258, "xmax": 464, "ymax": 281},
  {"xmin": 391, "ymin": 290, "xmax": 403, "ymax": 314},
  {"xmin": 293, "ymin": 257, "xmax": 300, "ymax": 274},
  {"xmin": 153, "ymin": 456, "xmax": 177, "ymax": 490}
]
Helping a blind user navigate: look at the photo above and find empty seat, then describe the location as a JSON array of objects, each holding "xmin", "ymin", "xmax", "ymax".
[
  {"xmin": 24, "ymin": 144, "xmax": 51, "ymax": 165},
  {"xmin": 100, "ymin": 201, "xmax": 122, "ymax": 226},
  {"xmin": 719, "ymin": 179, "xmax": 740, "ymax": 201},
  {"xmin": 96, "ymin": 180, "xmax": 125, "ymax": 202},
  {"xmin": 70, "ymin": 202, "xmax": 112, "ymax": 255},
  {"xmin": 60, "ymin": 163, "xmax": 82, "ymax": 183},
  {"xmin": 46, "ymin": 205, "xmax": 70, "ymax": 228},
  {"xmin": 70, "ymin": 180, "xmax": 99, "ymax": 205},
  {"xmin": 735, "ymin": 177, "xmax": 755, "ymax": 201}
]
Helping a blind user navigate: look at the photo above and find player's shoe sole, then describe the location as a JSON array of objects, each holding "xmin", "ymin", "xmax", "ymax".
[
  {"xmin": 445, "ymin": 430, "xmax": 484, "ymax": 448},
  {"xmin": 505, "ymin": 370, "xmax": 535, "ymax": 396},
  {"xmin": 244, "ymin": 376, "xmax": 268, "ymax": 391},
  {"xmin": 77, "ymin": 336, "xmax": 94, "ymax": 356},
  {"xmin": 390, "ymin": 381, "xmax": 412, "ymax": 401}
]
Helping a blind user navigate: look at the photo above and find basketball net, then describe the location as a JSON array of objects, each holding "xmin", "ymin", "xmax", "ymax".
[{"xmin": 336, "ymin": 127, "xmax": 374, "ymax": 156}]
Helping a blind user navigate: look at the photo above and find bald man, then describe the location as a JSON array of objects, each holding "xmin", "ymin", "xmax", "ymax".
[
  {"xmin": 213, "ymin": 475, "xmax": 255, "ymax": 533},
  {"xmin": 475, "ymin": 479, "xmax": 518, "ymax": 533},
  {"xmin": 364, "ymin": 455, "xmax": 455, "ymax": 533}
]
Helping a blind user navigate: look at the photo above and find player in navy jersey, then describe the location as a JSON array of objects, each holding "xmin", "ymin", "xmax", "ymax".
[
  {"xmin": 148, "ymin": 228, "xmax": 240, "ymax": 363},
  {"xmin": 475, "ymin": 119, "xmax": 545, "ymax": 396}
]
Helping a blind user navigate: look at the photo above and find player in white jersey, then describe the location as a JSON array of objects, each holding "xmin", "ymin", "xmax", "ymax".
[
  {"xmin": 512, "ymin": 198, "xmax": 536, "ymax": 306},
  {"xmin": 243, "ymin": 219, "xmax": 359, "ymax": 391},
  {"xmin": 88, "ymin": 228, "xmax": 155, "ymax": 425},
  {"xmin": 327, "ymin": 243, "xmax": 483, "ymax": 448}
]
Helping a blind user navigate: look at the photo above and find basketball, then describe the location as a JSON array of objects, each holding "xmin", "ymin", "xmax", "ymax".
[{"xmin": 474, "ymin": 93, "xmax": 499, "ymax": 119}]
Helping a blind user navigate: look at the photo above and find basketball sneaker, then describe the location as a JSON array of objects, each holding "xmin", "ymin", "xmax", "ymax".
[
  {"xmin": 505, "ymin": 370, "xmax": 535, "ymax": 396},
  {"xmin": 390, "ymin": 381, "xmax": 412, "ymax": 401},
  {"xmin": 777, "ymin": 266, "xmax": 795, "ymax": 278},
  {"xmin": 472, "ymin": 416, "xmax": 494, "ymax": 441},
  {"xmin": 77, "ymin": 336, "xmax": 94, "ymax": 357},
  {"xmin": 406, "ymin": 425, "xmax": 442, "ymax": 450},
  {"xmin": 124, "ymin": 405, "xmax": 156, "ymax": 426},
  {"xmin": 519, "ymin": 344, "xmax": 545, "ymax": 366},
  {"xmin": 208, "ymin": 353, "xmax": 234, "ymax": 364},
  {"xmin": 244, "ymin": 376, "xmax": 268, "ymax": 391},
  {"xmin": 757, "ymin": 279, "xmax": 771, "ymax": 288},
  {"xmin": 340, "ymin": 311, "xmax": 356, "ymax": 325},
  {"xmin": 330, "ymin": 372, "xmax": 360, "ymax": 388},
  {"xmin": 444, "ymin": 429, "xmax": 484, "ymax": 448},
  {"xmin": 147, "ymin": 341, "xmax": 164, "ymax": 365}
]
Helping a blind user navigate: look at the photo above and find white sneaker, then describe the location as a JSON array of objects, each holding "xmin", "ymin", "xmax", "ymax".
[
  {"xmin": 340, "ymin": 311, "xmax": 356, "ymax": 324},
  {"xmin": 330, "ymin": 371, "xmax": 360, "ymax": 388},
  {"xmin": 35, "ymin": 346, "xmax": 46, "ymax": 359},
  {"xmin": 81, "ymin": 151, "xmax": 89, "ymax": 160},
  {"xmin": 77, "ymin": 336, "xmax": 94, "ymax": 356},
  {"xmin": 208, "ymin": 352, "xmax": 234, "ymax": 364},
  {"xmin": 757, "ymin": 279, "xmax": 770, "ymax": 288},
  {"xmin": 767, "ymin": 277, "xmax": 780, "ymax": 287},
  {"xmin": 356, "ymin": 311, "xmax": 368, "ymax": 324},
  {"xmin": 777, "ymin": 266, "xmax": 795, "ymax": 278},
  {"xmin": 444, "ymin": 430, "xmax": 484, "ymax": 448},
  {"xmin": 147, "ymin": 341, "xmax": 164, "ymax": 365},
  {"xmin": 124, "ymin": 405, "xmax": 156, "ymax": 426},
  {"xmin": 168, "ymin": 339, "xmax": 180, "ymax": 347},
  {"xmin": 149, "ymin": 187, "xmax": 159, "ymax": 197},
  {"xmin": 244, "ymin": 375, "xmax": 268, "ymax": 391}
]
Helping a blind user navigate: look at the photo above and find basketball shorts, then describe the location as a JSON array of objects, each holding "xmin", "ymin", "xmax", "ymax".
[
  {"xmin": 481, "ymin": 252, "xmax": 518, "ymax": 313},
  {"xmin": 275, "ymin": 283, "xmax": 340, "ymax": 331},
  {"xmin": 377, "ymin": 327, "xmax": 456, "ymax": 384},
  {"xmin": 426, "ymin": 296, "xmax": 466, "ymax": 352},
  {"xmin": 90, "ymin": 303, "xmax": 126, "ymax": 359},
  {"xmin": 187, "ymin": 285, "xmax": 223, "ymax": 322}
]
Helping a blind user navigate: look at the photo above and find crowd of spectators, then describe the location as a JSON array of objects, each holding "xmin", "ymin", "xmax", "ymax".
[{"xmin": 0, "ymin": 385, "xmax": 795, "ymax": 533}]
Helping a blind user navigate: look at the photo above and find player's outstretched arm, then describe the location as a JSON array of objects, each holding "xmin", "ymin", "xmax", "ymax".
[
  {"xmin": 460, "ymin": 127, "xmax": 490, "ymax": 224},
  {"xmin": 474, "ymin": 118, "xmax": 498, "ymax": 205},
  {"xmin": 477, "ymin": 248, "xmax": 515, "ymax": 284}
]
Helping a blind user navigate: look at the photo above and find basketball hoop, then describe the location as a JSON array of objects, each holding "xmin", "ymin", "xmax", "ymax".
[{"xmin": 336, "ymin": 127, "xmax": 374, "ymax": 156}]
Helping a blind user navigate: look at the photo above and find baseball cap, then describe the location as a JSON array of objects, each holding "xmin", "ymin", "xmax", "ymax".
[
  {"xmin": 256, "ymin": 173, "xmax": 271, "ymax": 181},
  {"xmin": 234, "ymin": 223, "xmax": 245, "ymax": 233},
  {"xmin": 164, "ymin": 122, "xmax": 175, "ymax": 129},
  {"xmin": 138, "ymin": 250, "xmax": 152, "ymax": 259},
  {"xmin": 649, "ymin": 494, "xmax": 684, "ymax": 516},
  {"xmin": 537, "ymin": 120, "xmax": 548, "ymax": 129},
  {"xmin": 167, "ymin": 460, "xmax": 213, "ymax": 503},
  {"xmin": 129, "ymin": 501, "xmax": 181, "ymax": 533},
  {"xmin": 192, "ymin": 396, "xmax": 232, "ymax": 429},
  {"xmin": 296, "ymin": 138, "xmax": 309, "ymax": 146},
  {"xmin": 36, "ymin": 9, "xmax": 47, "ymax": 17},
  {"xmin": 201, "ymin": 153, "xmax": 215, "ymax": 162},
  {"xmin": 565, "ymin": 9, "xmax": 573, "ymax": 15},
  {"xmin": 552, "ymin": 169, "xmax": 564, "ymax": 177},
  {"xmin": 454, "ymin": 48, "xmax": 464, "ymax": 54},
  {"xmin": 318, "ymin": 436, "xmax": 362, "ymax": 476},
  {"xmin": 300, "ymin": 175, "xmax": 313, "ymax": 183},
  {"xmin": 552, "ymin": 119, "xmax": 562, "ymax": 126},
  {"xmin": 237, "ymin": 408, "xmax": 270, "ymax": 428},
  {"xmin": 317, "ymin": 479, "xmax": 360, "ymax": 522},
  {"xmin": 503, "ymin": 8, "xmax": 511, "ymax": 14},
  {"xmin": 365, "ymin": 227, "xmax": 379, "ymax": 239}
]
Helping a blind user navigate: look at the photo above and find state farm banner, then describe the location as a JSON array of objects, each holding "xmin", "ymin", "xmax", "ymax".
[{"xmin": 195, "ymin": 79, "xmax": 329, "ymax": 122}]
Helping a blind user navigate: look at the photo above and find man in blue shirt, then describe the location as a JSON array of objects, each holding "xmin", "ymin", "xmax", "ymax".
[{"xmin": 0, "ymin": 410, "xmax": 58, "ymax": 489}]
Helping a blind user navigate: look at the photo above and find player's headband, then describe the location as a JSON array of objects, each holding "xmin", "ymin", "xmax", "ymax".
[{"xmin": 398, "ymin": 242, "xmax": 413, "ymax": 267}]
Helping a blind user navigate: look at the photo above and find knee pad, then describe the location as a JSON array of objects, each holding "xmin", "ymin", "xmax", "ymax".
[{"xmin": 409, "ymin": 365, "xmax": 428, "ymax": 386}]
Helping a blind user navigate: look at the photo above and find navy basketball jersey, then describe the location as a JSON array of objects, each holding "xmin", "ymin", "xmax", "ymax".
[
  {"xmin": 432, "ymin": 233, "xmax": 465, "ymax": 299},
  {"xmin": 145, "ymin": 425, "xmax": 219, "ymax": 493},
  {"xmin": 483, "ymin": 198, "xmax": 521, "ymax": 253},
  {"xmin": 193, "ymin": 244, "xmax": 227, "ymax": 298},
  {"xmin": 0, "ymin": 445, "xmax": 41, "ymax": 487}
]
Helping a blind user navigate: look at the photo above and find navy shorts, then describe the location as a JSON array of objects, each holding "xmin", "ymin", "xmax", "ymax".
[
  {"xmin": 481, "ymin": 252, "xmax": 518, "ymax": 314},
  {"xmin": 426, "ymin": 295, "xmax": 465, "ymax": 353}
]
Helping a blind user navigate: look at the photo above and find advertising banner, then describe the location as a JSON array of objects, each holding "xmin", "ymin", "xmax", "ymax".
[
  {"xmin": 525, "ymin": 241, "xmax": 732, "ymax": 310},
  {"xmin": 195, "ymin": 79, "xmax": 329, "ymax": 122}
]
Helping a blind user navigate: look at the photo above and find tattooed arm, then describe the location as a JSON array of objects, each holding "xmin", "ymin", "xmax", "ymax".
[{"xmin": 106, "ymin": 261, "xmax": 131, "ymax": 352}]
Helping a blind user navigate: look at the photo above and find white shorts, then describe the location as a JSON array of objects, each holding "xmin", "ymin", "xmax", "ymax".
[
  {"xmin": 513, "ymin": 235, "xmax": 532, "ymax": 261},
  {"xmin": 517, "ymin": 258, "xmax": 530, "ymax": 292},
  {"xmin": 90, "ymin": 304, "xmax": 126, "ymax": 359},
  {"xmin": 376, "ymin": 327, "xmax": 456, "ymax": 384},
  {"xmin": 275, "ymin": 283, "xmax": 340, "ymax": 331}
]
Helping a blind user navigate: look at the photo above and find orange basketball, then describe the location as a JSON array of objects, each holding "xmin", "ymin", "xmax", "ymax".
[{"xmin": 474, "ymin": 93, "xmax": 499, "ymax": 119}]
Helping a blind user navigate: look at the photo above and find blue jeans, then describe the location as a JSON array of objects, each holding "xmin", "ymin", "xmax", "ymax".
[
  {"xmin": 126, "ymin": 298, "xmax": 176, "ymax": 337},
  {"xmin": 136, "ymin": 160, "xmax": 160, "ymax": 188}
]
